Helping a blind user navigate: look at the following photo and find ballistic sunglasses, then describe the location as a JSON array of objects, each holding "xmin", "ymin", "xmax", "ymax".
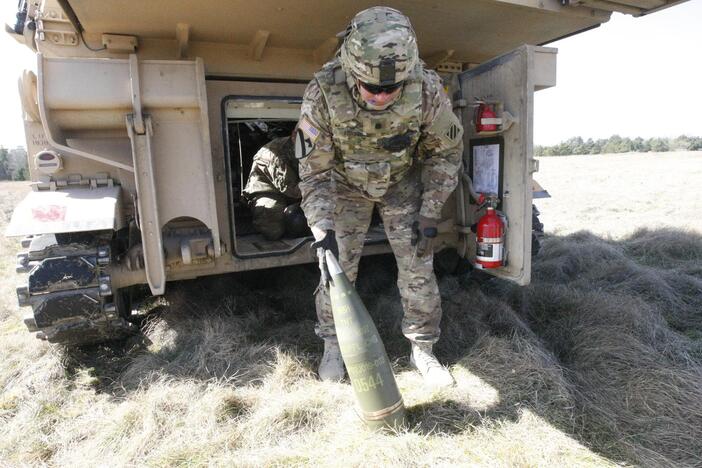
[{"xmin": 359, "ymin": 80, "xmax": 404, "ymax": 95}]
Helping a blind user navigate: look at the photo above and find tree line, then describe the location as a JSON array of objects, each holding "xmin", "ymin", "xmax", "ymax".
[
  {"xmin": 0, "ymin": 147, "xmax": 28, "ymax": 181},
  {"xmin": 2, "ymin": 135, "xmax": 700, "ymax": 180},
  {"xmin": 535, "ymin": 135, "xmax": 702, "ymax": 157}
]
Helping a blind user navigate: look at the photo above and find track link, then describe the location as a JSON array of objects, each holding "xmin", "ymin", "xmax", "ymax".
[{"xmin": 15, "ymin": 234, "xmax": 136, "ymax": 346}]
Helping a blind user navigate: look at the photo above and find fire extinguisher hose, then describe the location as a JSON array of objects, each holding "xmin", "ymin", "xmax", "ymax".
[{"xmin": 461, "ymin": 172, "xmax": 481, "ymax": 202}]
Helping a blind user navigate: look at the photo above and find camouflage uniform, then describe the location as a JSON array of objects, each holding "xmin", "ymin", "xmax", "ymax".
[
  {"xmin": 297, "ymin": 9, "xmax": 463, "ymax": 344},
  {"xmin": 243, "ymin": 136, "xmax": 301, "ymax": 240}
]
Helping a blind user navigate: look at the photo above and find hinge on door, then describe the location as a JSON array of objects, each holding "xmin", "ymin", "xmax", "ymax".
[{"xmin": 528, "ymin": 158, "xmax": 539, "ymax": 174}]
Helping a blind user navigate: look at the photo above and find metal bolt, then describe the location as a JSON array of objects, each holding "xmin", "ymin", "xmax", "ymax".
[
  {"xmin": 99, "ymin": 274, "xmax": 112, "ymax": 296},
  {"xmin": 97, "ymin": 246, "xmax": 111, "ymax": 266}
]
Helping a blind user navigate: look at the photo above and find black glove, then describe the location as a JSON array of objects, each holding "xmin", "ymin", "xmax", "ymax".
[
  {"xmin": 411, "ymin": 216, "xmax": 438, "ymax": 258},
  {"xmin": 311, "ymin": 230, "xmax": 339, "ymax": 285}
]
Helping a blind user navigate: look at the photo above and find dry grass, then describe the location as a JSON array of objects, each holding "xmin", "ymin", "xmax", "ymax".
[
  {"xmin": 535, "ymin": 151, "xmax": 702, "ymax": 238},
  {"xmin": 1, "ymin": 152, "xmax": 701, "ymax": 467}
]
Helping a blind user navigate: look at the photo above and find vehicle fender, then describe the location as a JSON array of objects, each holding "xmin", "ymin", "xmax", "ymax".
[{"xmin": 5, "ymin": 186, "xmax": 124, "ymax": 237}]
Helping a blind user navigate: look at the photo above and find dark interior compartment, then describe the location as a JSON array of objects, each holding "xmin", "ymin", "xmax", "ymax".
[
  {"xmin": 228, "ymin": 119, "xmax": 298, "ymax": 239},
  {"xmin": 225, "ymin": 101, "xmax": 386, "ymax": 259}
]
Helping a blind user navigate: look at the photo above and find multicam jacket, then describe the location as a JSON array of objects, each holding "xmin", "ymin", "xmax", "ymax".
[
  {"xmin": 298, "ymin": 59, "xmax": 464, "ymax": 232},
  {"xmin": 243, "ymin": 136, "xmax": 300, "ymax": 201}
]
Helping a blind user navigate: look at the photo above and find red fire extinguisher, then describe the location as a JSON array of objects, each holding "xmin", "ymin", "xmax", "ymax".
[
  {"xmin": 475, "ymin": 102, "xmax": 498, "ymax": 133},
  {"xmin": 476, "ymin": 203, "xmax": 505, "ymax": 269}
]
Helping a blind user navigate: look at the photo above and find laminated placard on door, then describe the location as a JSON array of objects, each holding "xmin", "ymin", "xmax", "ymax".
[{"xmin": 469, "ymin": 137, "xmax": 504, "ymax": 200}]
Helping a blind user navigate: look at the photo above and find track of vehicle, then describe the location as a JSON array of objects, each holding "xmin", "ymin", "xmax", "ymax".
[{"xmin": 15, "ymin": 233, "xmax": 134, "ymax": 346}]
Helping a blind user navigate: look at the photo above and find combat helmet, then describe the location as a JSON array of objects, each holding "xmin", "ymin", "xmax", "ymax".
[{"xmin": 339, "ymin": 6, "xmax": 419, "ymax": 87}]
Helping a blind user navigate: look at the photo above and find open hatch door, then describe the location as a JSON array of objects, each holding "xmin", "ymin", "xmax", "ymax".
[{"xmin": 458, "ymin": 44, "xmax": 557, "ymax": 286}]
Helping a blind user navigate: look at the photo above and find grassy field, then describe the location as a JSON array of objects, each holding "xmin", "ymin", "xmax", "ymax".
[
  {"xmin": 1, "ymin": 152, "xmax": 701, "ymax": 467},
  {"xmin": 535, "ymin": 151, "xmax": 702, "ymax": 238}
]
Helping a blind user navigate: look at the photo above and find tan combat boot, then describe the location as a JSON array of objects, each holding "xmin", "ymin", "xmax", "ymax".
[
  {"xmin": 410, "ymin": 342, "xmax": 455, "ymax": 388},
  {"xmin": 319, "ymin": 339, "xmax": 345, "ymax": 382}
]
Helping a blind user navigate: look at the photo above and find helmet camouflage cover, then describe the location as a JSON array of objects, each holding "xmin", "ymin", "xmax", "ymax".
[{"xmin": 340, "ymin": 6, "xmax": 419, "ymax": 86}]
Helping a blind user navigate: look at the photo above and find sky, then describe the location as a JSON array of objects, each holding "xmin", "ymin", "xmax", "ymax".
[
  {"xmin": 534, "ymin": 0, "xmax": 702, "ymax": 145},
  {"xmin": 0, "ymin": 1, "xmax": 700, "ymax": 149}
]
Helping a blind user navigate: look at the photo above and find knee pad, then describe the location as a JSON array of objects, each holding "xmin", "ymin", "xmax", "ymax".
[{"xmin": 284, "ymin": 203, "xmax": 311, "ymax": 238}]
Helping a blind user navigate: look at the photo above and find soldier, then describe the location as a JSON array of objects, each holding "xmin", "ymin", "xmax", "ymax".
[
  {"xmin": 296, "ymin": 6, "xmax": 463, "ymax": 386},
  {"xmin": 243, "ymin": 134, "xmax": 302, "ymax": 241}
]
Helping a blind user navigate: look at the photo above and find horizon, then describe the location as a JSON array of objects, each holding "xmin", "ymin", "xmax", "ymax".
[{"xmin": 6, "ymin": 134, "xmax": 702, "ymax": 151}]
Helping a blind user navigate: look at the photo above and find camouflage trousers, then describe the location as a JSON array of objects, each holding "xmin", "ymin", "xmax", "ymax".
[
  {"xmin": 252, "ymin": 195, "xmax": 287, "ymax": 241},
  {"xmin": 315, "ymin": 169, "xmax": 442, "ymax": 344}
]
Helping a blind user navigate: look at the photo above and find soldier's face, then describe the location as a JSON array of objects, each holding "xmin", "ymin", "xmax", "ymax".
[{"xmin": 357, "ymin": 80, "xmax": 403, "ymax": 109}]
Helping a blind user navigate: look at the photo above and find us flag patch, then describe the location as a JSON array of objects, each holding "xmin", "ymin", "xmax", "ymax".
[{"xmin": 298, "ymin": 116, "xmax": 320, "ymax": 143}]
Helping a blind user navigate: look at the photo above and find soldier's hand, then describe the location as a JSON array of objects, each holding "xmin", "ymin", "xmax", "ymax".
[
  {"xmin": 411, "ymin": 215, "xmax": 438, "ymax": 258},
  {"xmin": 311, "ymin": 228, "xmax": 339, "ymax": 285},
  {"xmin": 311, "ymin": 229, "xmax": 339, "ymax": 258}
]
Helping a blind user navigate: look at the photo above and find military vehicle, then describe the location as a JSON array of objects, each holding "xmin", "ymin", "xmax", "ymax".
[{"xmin": 5, "ymin": 0, "xmax": 685, "ymax": 345}]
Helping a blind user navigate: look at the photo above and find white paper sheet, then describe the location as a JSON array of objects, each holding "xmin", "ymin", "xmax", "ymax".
[{"xmin": 472, "ymin": 143, "xmax": 500, "ymax": 195}]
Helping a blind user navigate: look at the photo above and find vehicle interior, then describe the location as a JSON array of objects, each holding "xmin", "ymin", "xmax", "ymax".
[{"xmin": 224, "ymin": 96, "xmax": 386, "ymax": 258}]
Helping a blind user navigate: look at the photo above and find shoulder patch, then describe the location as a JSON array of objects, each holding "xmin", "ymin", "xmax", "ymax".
[
  {"xmin": 430, "ymin": 109, "xmax": 464, "ymax": 148},
  {"xmin": 298, "ymin": 115, "xmax": 320, "ymax": 144},
  {"xmin": 295, "ymin": 117, "xmax": 318, "ymax": 159}
]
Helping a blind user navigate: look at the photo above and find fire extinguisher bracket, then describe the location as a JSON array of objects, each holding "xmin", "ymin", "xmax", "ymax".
[
  {"xmin": 499, "ymin": 111, "xmax": 517, "ymax": 132},
  {"xmin": 475, "ymin": 205, "xmax": 506, "ymax": 269},
  {"xmin": 481, "ymin": 117, "xmax": 502, "ymax": 126},
  {"xmin": 474, "ymin": 112, "xmax": 517, "ymax": 136},
  {"xmin": 472, "ymin": 99, "xmax": 518, "ymax": 135}
]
